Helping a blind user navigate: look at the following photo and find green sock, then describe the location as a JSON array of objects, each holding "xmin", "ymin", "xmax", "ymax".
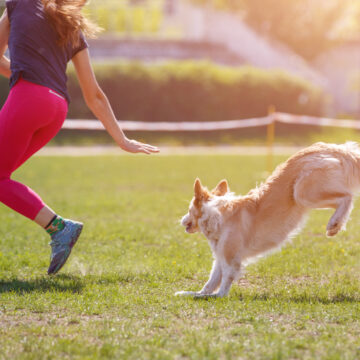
[{"xmin": 45, "ymin": 216, "xmax": 65, "ymax": 236}]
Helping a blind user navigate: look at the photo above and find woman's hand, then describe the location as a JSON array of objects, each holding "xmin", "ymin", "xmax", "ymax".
[
  {"xmin": 119, "ymin": 138, "xmax": 160, "ymax": 154},
  {"xmin": 72, "ymin": 50, "xmax": 160, "ymax": 155}
]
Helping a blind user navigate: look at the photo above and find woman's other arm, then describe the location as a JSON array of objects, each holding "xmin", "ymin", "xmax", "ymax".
[{"xmin": 72, "ymin": 49, "xmax": 159, "ymax": 154}]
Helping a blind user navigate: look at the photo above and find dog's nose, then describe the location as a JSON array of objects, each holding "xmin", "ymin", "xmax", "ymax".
[
  {"xmin": 184, "ymin": 221, "xmax": 193, "ymax": 233},
  {"xmin": 181, "ymin": 214, "xmax": 190, "ymax": 227}
]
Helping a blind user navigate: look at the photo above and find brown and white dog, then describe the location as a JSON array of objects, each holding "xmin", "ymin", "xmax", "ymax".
[{"xmin": 176, "ymin": 142, "xmax": 360, "ymax": 298}]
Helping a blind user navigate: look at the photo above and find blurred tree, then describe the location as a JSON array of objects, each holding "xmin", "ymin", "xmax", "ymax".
[
  {"xmin": 333, "ymin": 1, "xmax": 360, "ymax": 41},
  {"xmin": 352, "ymin": 72, "xmax": 360, "ymax": 92},
  {"xmin": 191, "ymin": 0, "xmax": 356, "ymax": 60}
]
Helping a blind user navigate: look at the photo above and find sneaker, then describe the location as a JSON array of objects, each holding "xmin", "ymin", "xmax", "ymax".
[{"xmin": 47, "ymin": 219, "xmax": 83, "ymax": 275}]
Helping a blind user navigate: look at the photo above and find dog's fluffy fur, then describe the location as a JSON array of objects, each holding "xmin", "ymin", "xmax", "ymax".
[{"xmin": 176, "ymin": 142, "xmax": 360, "ymax": 298}]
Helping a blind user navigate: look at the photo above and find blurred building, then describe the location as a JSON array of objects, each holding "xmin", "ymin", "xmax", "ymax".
[
  {"xmin": 314, "ymin": 40, "xmax": 360, "ymax": 116},
  {"xmin": 0, "ymin": 0, "xmax": 358, "ymax": 116},
  {"xmin": 86, "ymin": 0, "xmax": 360, "ymax": 116},
  {"xmin": 88, "ymin": 1, "xmax": 326, "ymax": 85}
]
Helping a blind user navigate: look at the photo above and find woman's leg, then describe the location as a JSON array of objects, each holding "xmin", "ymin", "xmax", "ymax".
[
  {"xmin": 0, "ymin": 110, "xmax": 47, "ymax": 219},
  {"xmin": 0, "ymin": 122, "xmax": 65, "ymax": 225},
  {"xmin": 11, "ymin": 106, "xmax": 67, "ymax": 227},
  {"xmin": 0, "ymin": 80, "xmax": 82, "ymax": 275},
  {"xmin": 0, "ymin": 79, "xmax": 66, "ymax": 221},
  {"xmin": 12, "ymin": 108, "xmax": 66, "ymax": 172}
]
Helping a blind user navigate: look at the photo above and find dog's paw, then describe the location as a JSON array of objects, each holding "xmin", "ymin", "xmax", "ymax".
[
  {"xmin": 326, "ymin": 221, "xmax": 342, "ymax": 237},
  {"xmin": 175, "ymin": 291, "xmax": 201, "ymax": 297},
  {"xmin": 326, "ymin": 228, "xmax": 339, "ymax": 237}
]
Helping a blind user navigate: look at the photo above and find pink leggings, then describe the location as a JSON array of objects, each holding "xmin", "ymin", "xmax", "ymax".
[{"xmin": 0, "ymin": 79, "xmax": 68, "ymax": 220}]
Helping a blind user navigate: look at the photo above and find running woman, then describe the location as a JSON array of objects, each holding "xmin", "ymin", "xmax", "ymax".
[{"xmin": 0, "ymin": 0, "xmax": 159, "ymax": 275}]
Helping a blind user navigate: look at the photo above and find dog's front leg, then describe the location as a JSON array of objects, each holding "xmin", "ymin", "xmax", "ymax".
[
  {"xmin": 213, "ymin": 266, "xmax": 236, "ymax": 297},
  {"xmin": 199, "ymin": 259, "xmax": 222, "ymax": 295},
  {"xmin": 175, "ymin": 260, "xmax": 222, "ymax": 297},
  {"xmin": 194, "ymin": 261, "xmax": 241, "ymax": 299},
  {"xmin": 193, "ymin": 269, "xmax": 234, "ymax": 299}
]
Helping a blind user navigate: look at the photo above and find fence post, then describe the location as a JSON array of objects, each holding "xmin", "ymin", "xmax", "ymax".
[{"xmin": 267, "ymin": 106, "xmax": 276, "ymax": 173}]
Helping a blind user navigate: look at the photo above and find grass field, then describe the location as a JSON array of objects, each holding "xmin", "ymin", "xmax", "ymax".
[{"xmin": 0, "ymin": 154, "xmax": 359, "ymax": 360}]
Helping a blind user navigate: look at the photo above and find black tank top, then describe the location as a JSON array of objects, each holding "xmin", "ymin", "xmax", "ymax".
[{"xmin": 6, "ymin": 0, "xmax": 88, "ymax": 103}]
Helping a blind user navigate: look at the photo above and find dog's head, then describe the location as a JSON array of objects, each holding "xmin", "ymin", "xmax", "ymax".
[{"xmin": 181, "ymin": 178, "xmax": 229, "ymax": 233}]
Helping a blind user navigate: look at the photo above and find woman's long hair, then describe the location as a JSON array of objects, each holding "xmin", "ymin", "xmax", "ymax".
[{"xmin": 41, "ymin": 0, "xmax": 100, "ymax": 47}]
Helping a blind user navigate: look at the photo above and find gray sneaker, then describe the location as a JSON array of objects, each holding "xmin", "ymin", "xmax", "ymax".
[{"xmin": 47, "ymin": 219, "xmax": 83, "ymax": 275}]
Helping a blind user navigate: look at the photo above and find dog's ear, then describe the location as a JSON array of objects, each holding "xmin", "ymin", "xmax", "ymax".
[
  {"xmin": 212, "ymin": 179, "xmax": 229, "ymax": 196},
  {"xmin": 194, "ymin": 178, "xmax": 203, "ymax": 199},
  {"xmin": 194, "ymin": 178, "xmax": 210, "ymax": 202},
  {"xmin": 194, "ymin": 178, "xmax": 210, "ymax": 201}
]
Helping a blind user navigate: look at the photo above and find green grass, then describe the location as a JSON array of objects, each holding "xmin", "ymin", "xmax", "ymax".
[
  {"xmin": 0, "ymin": 155, "xmax": 359, "ymax": 360},
  {"xmin": 52, "ymin": 126, "xmax": 360, "ymax": 147}
]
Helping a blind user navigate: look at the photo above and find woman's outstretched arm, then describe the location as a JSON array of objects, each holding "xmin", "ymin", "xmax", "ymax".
[
  {"xmin": 72, "ymin": 49, "xmax": 159, "ymax": 154},
  {"xmin": 0, "ymin": 9, "xmax": 11, "ymax": 79}
]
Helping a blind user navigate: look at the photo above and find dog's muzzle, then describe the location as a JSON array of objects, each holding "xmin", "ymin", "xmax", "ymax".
[{"xmin": 182, "ymin": 214, "xmax": 196, "ymax": 233}]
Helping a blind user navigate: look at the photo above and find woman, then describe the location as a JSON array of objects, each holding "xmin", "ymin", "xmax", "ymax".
[{"xmin": 0, "ymin": 0, "xmax": 159, "ymax": 275}]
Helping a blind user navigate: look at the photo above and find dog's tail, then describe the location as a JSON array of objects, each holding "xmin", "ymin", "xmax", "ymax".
[
  {"xmin": 337, "ymin": 142, "xmax": 360, "ymax": 190},
  {"xmin": 342, "ymin": 141, "xmax": 360, "ymax": 155}
]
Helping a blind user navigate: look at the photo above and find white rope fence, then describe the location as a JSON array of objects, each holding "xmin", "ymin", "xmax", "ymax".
[
  {"xmin": 275, "ymin": 113, "xmax": 360, "ymax": 129},
  {"xmin": 62, "ymin": 112, "xmax": 360, "ymax": 132},
  {"xmin": 62, "ymin": 112, "xmax": 360, "ymax": 171}
]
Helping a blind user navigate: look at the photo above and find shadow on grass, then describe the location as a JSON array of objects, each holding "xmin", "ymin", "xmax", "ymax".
[
  {"xmin": 241, "ymin": 292, "xmax": 360, "ymax": 304},
  {"xmin": 0, "ymin": 274, "xmax": 85, "ymax": 294},
  {"xmin": 0, "ymin": 272, "xmax": 145, "ymax": 294}
]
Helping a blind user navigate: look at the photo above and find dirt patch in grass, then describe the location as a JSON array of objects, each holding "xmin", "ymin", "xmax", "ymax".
[{"xmin": 0, "ymin": 311, "xmax": 110, "ymax": 329}]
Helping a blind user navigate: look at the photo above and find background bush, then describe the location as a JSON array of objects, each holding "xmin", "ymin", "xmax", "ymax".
[
  {"xmin": 0, "ymin": 61, "xmax": 326, "ymax": 145},
  {"xmin": 0, "ymin": 61, "xmax": 324, "ymax": 121},
  {"xmin": 65, "ymin": 61, "xmax": 325, "ymax": 122}
]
